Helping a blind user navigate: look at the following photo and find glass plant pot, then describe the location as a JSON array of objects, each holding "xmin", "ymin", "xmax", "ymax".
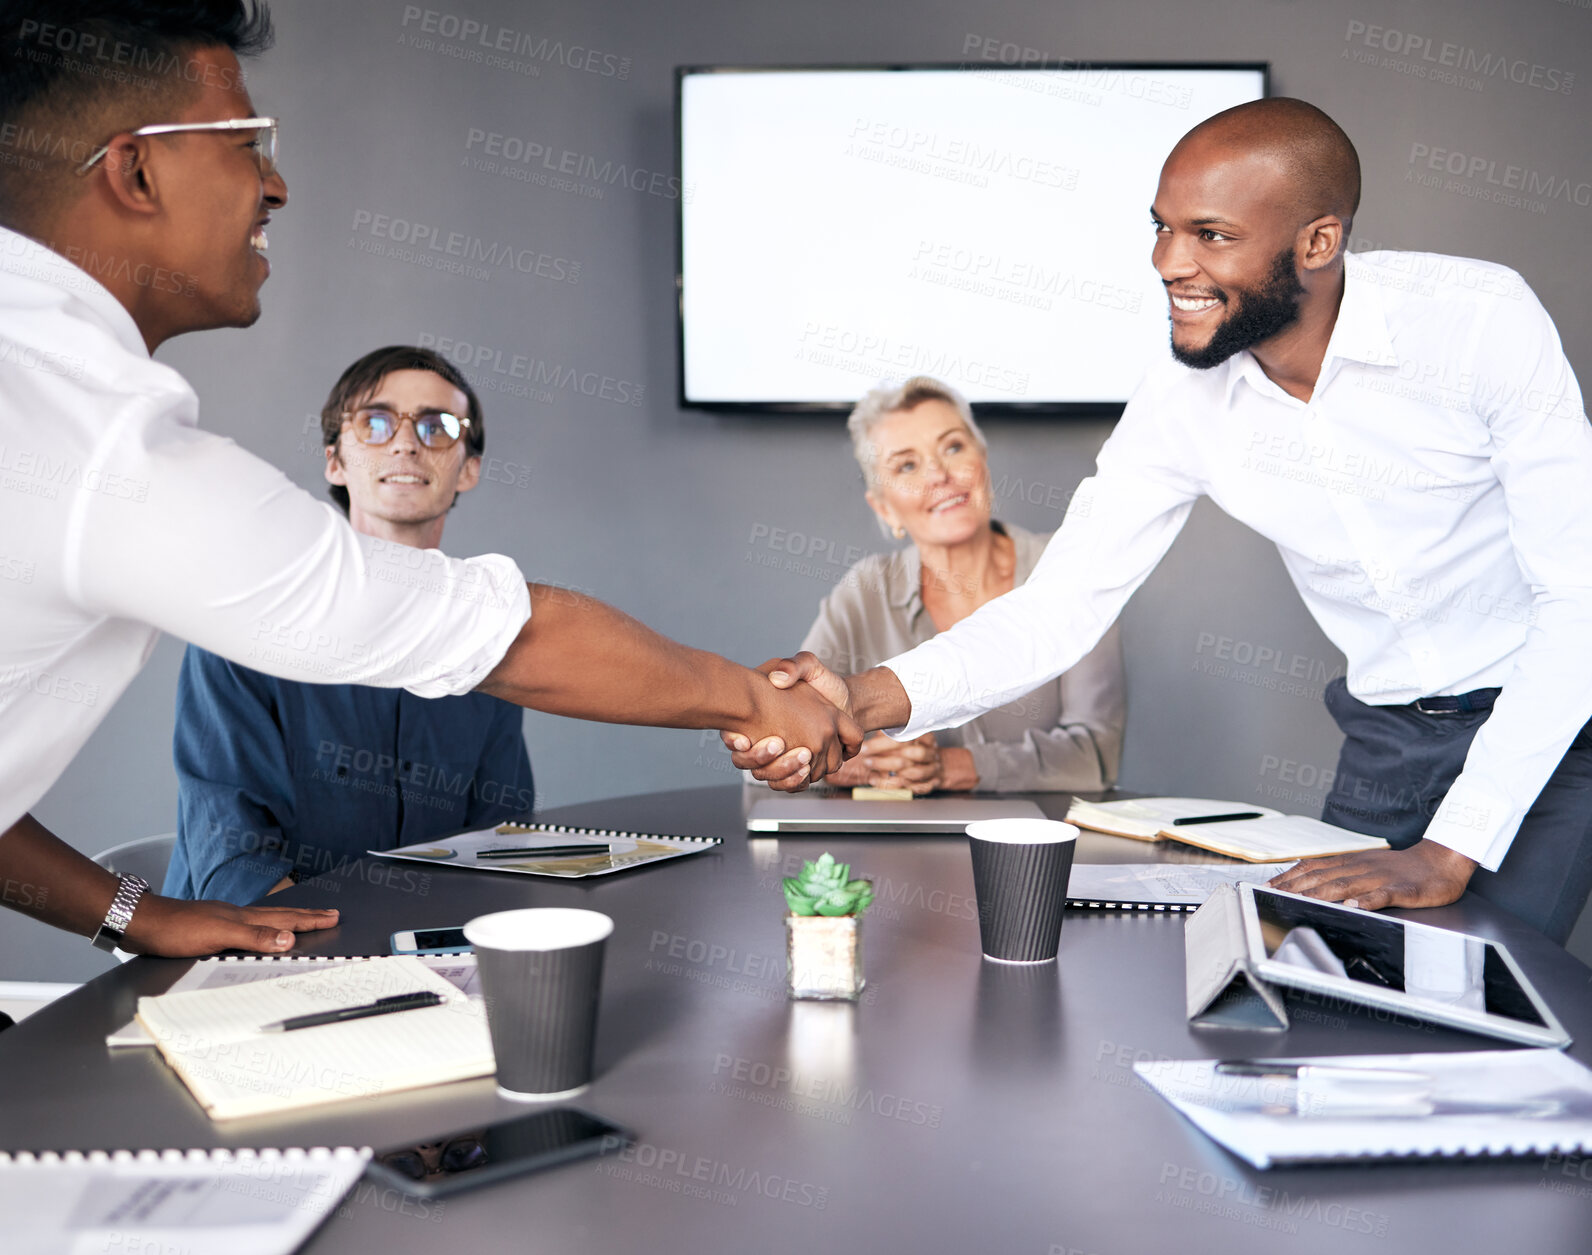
[{"xmin": 785, "ymin": 913, "xmax": 865, "ymax": 1001}]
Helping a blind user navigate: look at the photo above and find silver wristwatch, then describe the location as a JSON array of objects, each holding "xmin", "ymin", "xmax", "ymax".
[{"xmin": 91, "ymin": 874, "xmax": 149, "ymax": 952}]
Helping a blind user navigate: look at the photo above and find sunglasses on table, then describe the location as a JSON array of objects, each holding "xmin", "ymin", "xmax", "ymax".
[
  {"xmin": 77, "ymin": 117, "xmax": 278, "ymax": 177},
  {"xmin": 378, "ymin": 1136, "xmax": 489, "ymax": 1181},
  {"xmin": 341, "ymin": 407, "xmax": 473, "ymax": 450}
]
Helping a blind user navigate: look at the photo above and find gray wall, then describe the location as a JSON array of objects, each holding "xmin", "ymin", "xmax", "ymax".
[{"xmin": 9, "ymin": 0, "xmax": 1591, "ymax": 981}]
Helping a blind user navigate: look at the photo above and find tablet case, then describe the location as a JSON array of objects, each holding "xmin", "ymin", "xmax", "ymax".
[{"xmin": 1184, "ymin": 883, "xmax": 1290, "ymax": 1031}]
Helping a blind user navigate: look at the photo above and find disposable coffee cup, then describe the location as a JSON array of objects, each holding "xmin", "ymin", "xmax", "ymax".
[
  {"xmin": 463, "ymin": 908, "xmax": 614, "ymax": 1101},
  {"xmin": 965, "ymin": 819, "xmax": 1078, "ymax": 964}
]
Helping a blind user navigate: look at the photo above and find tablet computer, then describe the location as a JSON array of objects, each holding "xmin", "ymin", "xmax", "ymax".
[{"xmin": 1238, "ymin": 884, "xmax": 1570, "ymax": 1048}]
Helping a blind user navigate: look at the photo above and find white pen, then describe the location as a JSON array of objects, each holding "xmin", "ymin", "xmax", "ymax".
[{"xmin": 1215, "ymin": 1060, "xmax": 1431, "ymax": 1084}]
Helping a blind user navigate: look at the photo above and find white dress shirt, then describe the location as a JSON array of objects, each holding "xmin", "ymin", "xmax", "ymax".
[
  {"xmin": 884, "ymin": 250, "xmax": 1592, "ymax": 870},
  {"xmin": 0, "ymin": 227, "xmax": 531, "ymax": 835}
]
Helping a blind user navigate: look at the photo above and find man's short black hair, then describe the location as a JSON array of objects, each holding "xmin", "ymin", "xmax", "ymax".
[
  {"xmin": 319, "ymin": 345, "xmax": 488, "ymax": 517},
  {"xmin": 0, "ymin": 1, "xmax": 273, "ymax": 227}
]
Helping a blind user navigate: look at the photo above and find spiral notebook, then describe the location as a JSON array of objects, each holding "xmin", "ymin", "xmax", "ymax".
[
  {"xmin": 370, "ymin": 822, "xmax": 721, "ymax": 878},
  {"xmin": 1135, "ymin": 1050, "xmax": 1592, "ymax": 1168},
  {"xmin": 1066, "ymin": 863, "xmax": 1295, "ymax": 913},
  {"xmin": 0, "ymin": 1145, "xmax": 368, "ymax": 1255}
]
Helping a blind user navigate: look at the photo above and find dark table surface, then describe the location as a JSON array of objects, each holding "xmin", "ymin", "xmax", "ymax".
[{"xmin": 4, "ymin": 785, "xmax": 1591, "ymax": 1253}]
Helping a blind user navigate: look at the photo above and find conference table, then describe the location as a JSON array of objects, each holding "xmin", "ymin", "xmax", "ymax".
[{"xmin": 4, "ymin": 784, "xmax": 1592, "ymax": 1253}]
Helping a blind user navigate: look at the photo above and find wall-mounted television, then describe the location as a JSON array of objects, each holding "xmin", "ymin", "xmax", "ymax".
[{"xmin": 677, "ymin": 63, "xmax": 1268, "ymax": 414}]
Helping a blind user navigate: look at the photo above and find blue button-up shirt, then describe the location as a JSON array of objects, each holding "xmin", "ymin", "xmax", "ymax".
[{"xmin": 165, "ymin": 644, "xmax": 534, "ymax": 904}]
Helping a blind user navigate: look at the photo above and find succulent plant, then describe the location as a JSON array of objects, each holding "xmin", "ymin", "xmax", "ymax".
[{"xmin": 782, "ymin": 852, "xmax": 874, "ymax": 917}]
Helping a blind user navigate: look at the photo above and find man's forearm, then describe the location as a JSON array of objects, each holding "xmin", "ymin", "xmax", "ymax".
[
  {"xmin": 847, "ymin": 666, "xmax": 913, "ymax": 733},
  {"xmin": 1, "ymin": 816, "xmax": 342, "ymax": 958},
  {"xmin": 0, "ymin": 813, "xmax": 120, "ymax": 937},
  {"xmin": 479, "ymin": 584, "xmax": 760, "ymax": 731}
]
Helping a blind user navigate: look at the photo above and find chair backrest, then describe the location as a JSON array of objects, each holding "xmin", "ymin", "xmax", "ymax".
[{"xmin": 93, "ymin": 833, "xmax": 177, "ymax": 887}]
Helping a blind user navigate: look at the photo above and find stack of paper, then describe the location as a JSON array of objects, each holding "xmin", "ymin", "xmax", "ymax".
[
  {"xmin": 1135, "ymin": 1050, "xmax": 1592, "ymax": 1167},
  {"xmin": 1066, "ymin": 863, "xmax": 1296, "ymax": 910}
]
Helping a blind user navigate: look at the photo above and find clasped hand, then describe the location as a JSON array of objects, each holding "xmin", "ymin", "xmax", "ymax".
[{"xmin": 722, "ymin": 652, "xmax": 859, "ymax": 791}]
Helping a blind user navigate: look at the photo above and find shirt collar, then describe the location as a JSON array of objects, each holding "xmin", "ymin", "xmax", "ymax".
[
  {"xmin": 0, "ymin": 224, "xmax": 149, "ymax": 358},
  {"xmin": 891, "ymin": 541, "xmax": 924, "ymax": 617},
  {"xmin": 1221, "ymin": 250, "xmax": 1398, "ymax": 405}
]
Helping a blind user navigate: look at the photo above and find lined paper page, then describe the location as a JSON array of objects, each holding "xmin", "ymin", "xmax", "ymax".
[
  {"xmin": 136, "ymin": 956, "xmax": 494, "ymax": 1120},
  {"xmin": 109, "ymin": 955, "xmax": 479, "ymax": 1048},
  {"xmin": 1162, "ymin": 814, "xmax": 1388, "ymax": 862},
  {"xmin": 1067, "ymin": 797, "xmax": 1283, "ymax": 841}
]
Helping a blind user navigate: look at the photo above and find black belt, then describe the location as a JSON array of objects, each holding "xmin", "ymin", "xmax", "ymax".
[{"xmin": 1411, "ymin": 687, "xmax": 1500, "ymax": 715}]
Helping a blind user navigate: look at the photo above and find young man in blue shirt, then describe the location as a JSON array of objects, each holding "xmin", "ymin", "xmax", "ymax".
[{"xmin": 164, "ymin": 346, "xmax": 535, "ymax": 903}]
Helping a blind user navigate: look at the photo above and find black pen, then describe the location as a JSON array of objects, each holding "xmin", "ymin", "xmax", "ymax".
[
  {"xmin": 260, "ymin": 991, "xmax": 444, "ymax": 1033},
  {"xmin": 1172, "ymin": 811, "xmax": 1265, "ymax": 826},
  {"xmin": 476, "ymin": 844, "xmax": 608, "ymax": 860}
]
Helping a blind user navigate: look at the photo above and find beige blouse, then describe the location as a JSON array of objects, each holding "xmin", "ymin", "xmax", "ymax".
[{"xmin": 800, "ymin": 522, "xmax": 1126, "ymax": 792}]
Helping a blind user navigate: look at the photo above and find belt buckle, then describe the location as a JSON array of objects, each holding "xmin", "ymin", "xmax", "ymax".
[{"xmin": 1414, "ymin": 696, "xmax": 1453, "ymax": 715}]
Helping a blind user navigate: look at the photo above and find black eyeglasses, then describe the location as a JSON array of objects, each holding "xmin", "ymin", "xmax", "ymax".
[{"xmin": 341, "ymin": 406, "xmax": 472, "ymax": 450}]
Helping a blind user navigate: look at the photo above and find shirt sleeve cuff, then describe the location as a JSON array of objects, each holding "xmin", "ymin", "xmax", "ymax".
[
  {"xmin": 1419, "ymin": 780, "xmax": 1524, "ymax": 871},
  {"xmin": 202, "ymin": 853, "xmax": 293, "ymax": 906},
  {"xmin": 879, "ymin": 648, "xmax": 961, "ymax": 740},
  {"xmin": 402, "ymin": 563, "xmax": 531, "ymax": 699}
]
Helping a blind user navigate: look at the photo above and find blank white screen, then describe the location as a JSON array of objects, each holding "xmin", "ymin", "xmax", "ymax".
[{"xmin": 680, "ymin": 67, "xmax": 1266, "ymax": 407}]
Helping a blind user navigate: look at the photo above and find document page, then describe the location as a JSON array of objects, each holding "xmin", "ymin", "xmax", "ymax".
[
  {"xmin": 1136, "ymin": 1050, "xmax": 1592, "ymax": 1168},
  {"xmin": 2, "ymin": 1147, "xmax": 369, "ymax": 1255},
  {"xmin": 1068, "ymin": 863, "xmax": 1296, "ymax": 905}
]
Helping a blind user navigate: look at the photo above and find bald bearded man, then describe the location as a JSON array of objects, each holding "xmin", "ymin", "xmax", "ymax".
[{"xmin": 732, "ymin": 98, "xmax": 1592, "ymax": 941}]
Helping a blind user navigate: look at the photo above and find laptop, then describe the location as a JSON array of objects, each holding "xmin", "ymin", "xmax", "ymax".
[{"xmin": 745, "ymin": 794, "xmax": 1047, "ymax": 834}]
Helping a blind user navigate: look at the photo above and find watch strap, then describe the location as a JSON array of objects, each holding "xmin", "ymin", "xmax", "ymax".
[{"xmin": 91, "ymin": 874, "xmax": 149, "ymax": 952}]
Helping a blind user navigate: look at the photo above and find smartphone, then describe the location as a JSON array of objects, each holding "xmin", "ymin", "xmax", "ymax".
[
  {"xmin": 389, "ymin": 926, "xmax": 472, "ymax": 955},
  {"xmin": 363, "ymin": 1107, "xmax": 632, "ymax": 1198}
]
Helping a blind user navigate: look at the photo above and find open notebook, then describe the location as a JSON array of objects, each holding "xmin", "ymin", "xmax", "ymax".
[
  {"xmin": 108, "ymin": 953, "xmax": 480, "ymax": 1048},
  {"xmin": 135, "ymin": 955, "xmax": 494, "ymax": 1121},
  {"xmin": 1067, "ymin": 797, "xmax": 1388, "ymax": 862}
]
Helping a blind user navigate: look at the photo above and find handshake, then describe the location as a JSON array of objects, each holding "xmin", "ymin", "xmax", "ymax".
[{"xmin": 720, "ymin": 653, "xmax": 914, "ymax": 793}]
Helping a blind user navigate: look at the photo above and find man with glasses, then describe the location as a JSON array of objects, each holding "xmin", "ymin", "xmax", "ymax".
[
  {"xmin": 0, "ymin": 1, "xmax": 857, "ymax": 964},
  {"xmin": 165, "ymin": 346, "xmax": 536, "ymax": 904}
]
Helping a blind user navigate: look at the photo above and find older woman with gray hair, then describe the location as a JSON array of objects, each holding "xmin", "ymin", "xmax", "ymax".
[{"xmin": 801, "ymin": 376, "xmax": 1126, "ymax": 793}]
